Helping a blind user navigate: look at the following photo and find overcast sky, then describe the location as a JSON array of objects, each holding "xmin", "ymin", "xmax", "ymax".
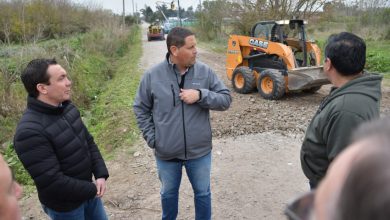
[{"xmin": 73, "ymin": 0, "xmax": 200, "ymax": 15}]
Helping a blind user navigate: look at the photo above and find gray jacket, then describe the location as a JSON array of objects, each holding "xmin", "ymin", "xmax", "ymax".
[{"xmin": 133, "ymin": 56, "xmax": 231, "ymax": 160}]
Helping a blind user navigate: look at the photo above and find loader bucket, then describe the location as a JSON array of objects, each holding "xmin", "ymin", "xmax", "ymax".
[{"xmin": 287, "ymin": 67, "xmax": 330, "ymax": 91}]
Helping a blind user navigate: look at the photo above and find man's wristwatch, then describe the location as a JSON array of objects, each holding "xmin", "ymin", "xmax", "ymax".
[{"xmin": 196, "ymin": 89, "xmax": 202, "ymax": 101}]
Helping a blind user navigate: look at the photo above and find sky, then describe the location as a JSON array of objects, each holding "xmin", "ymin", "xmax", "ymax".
[{"xmin": 73, "ymin": 0, "xmax": 201, "ymax": 15}]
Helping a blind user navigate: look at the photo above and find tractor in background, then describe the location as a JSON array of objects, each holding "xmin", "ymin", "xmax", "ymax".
[
  {"xmin": 226, "ymin": 19, "xmax": 330, "ymax": 100},
  {"xmin": 147, "ymin": 21, "xmax": 165, "ymax": 41}
]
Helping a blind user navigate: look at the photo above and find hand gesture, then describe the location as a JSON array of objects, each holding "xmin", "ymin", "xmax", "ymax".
[{"xmin": 179, "ymin": 89, "xmax": 200, "ymax": 104}]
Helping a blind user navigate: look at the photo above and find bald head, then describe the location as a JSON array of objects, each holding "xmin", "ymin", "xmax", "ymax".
[{"xmin": 315, "ymin": 117, "xmax": 390, "ymax": 220}]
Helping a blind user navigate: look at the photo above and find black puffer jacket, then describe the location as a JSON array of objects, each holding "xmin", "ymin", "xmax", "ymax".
[{"xmin": 14, "ymin": 96, "xmax": 109, "ymax": 212}]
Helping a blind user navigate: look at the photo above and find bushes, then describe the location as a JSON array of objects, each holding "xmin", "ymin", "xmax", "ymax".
[
  {"xmin": 0, "ymin": 0, "xmax": 117, "ymax": 44},
  {"xmin": 366, "ymin": 41, "xmax": 390, "ymax": 73},
  {"xmin": 0, "ymin": 25, "xmax": 139, "ymax": 186},
  {"xmin": 87, "ymin": 26, "xmax": 142, "ymax": 154},
  {"xmin": 0, "ymin": 143, "xmax": 34, "ymax": 186},
  {"xmin": 70, "ymin": 55, "xmax": 111, "ymax": 106}
]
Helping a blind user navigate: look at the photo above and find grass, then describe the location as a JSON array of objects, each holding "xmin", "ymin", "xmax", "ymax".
[
  {"xmin": 366, "ymin": 40, "xmax": 390, "ymax": 74},
  {"xmin": 85, "ymin": 26, "xmax": 142, "ymax": 159},
  {"xmin": 198, "ymin": 38, "xmax": 227, "ymax": 54},
  {"xmin": 0, "ymin": 26, "xmax": 143, "ymax": 191},
  {"xmin": 1, "ymin": 142, "xmax": 35, "ymax": 193}
]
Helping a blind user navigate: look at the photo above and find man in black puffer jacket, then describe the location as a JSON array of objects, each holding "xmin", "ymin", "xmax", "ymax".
[{"xmin": 14, "ymin": 59, "xmax": 109, "ymax": 220}]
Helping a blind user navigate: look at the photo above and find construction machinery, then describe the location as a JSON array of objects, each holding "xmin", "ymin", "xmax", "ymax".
[
  {"xmin": 147, "ymin": 21, "xmax": 165, "ymax": 41},
  {"xmin": 226, "ymin": 19, "xmax": 330, "ymax": 100}
]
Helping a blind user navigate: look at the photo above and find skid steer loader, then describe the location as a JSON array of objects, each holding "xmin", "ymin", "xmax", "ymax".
[{"xmin": 226, "ymin": 19, "xmax": 330, "ymax": 100}]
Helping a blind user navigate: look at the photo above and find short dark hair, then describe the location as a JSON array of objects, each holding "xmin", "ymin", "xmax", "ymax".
[
  {"xmin": 21, "ymin": 58, "xmax": 57, "ymax": 98},
  {"xmin": 166, "ymin": 27, "xmax": 194, "ymax": 54},
  {"xmin": 335, "ymin": 117, "xmax": 390, "ymax": 220},
  {"xmin": 325, "ymin": 32, "xmax": 366, "ymax": 76}
]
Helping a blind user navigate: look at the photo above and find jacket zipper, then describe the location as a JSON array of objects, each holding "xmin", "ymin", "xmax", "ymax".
[
  {"xmin": 174, "ymin": 72, "xmax": 188, "ymax": 159},
  {"xmin": 171, "ymin": 84, "xmax": 175, "ymax": 106},
  {"xmin": 182, "ymin": 101, "xmax": 187, "ymax": 159}
]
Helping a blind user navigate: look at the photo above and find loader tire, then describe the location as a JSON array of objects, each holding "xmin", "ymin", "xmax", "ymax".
[
  {"xmin": 257, "ymin": 69, "xmax": 285, "ymax": 100},
  {"xmin": 303, "ymin": 86, "xmax": 322, "ymax": 93},
  {"xmin": 232, "ymin": 66, "xmax": 256, "ymax": 94}
]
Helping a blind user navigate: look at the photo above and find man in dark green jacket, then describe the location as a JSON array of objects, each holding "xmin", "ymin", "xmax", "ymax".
[{"xmin": 300, "ymin": 32, "xmax": 382, "ymax": 189}]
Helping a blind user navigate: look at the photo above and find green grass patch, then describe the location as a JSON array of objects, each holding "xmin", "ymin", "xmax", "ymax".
[
  {"xmin": 0, "ymin": 25, "xmax": 142, "ymax": 189},
  {"xmin": 0, "ymin": 116, "xmax": 19, "ymax": 144},
  {"xmin": 198, "ymin": 37, "xmax": 227, "ymax": 54},
  {"xmin": 86, "ymin": 26, "xmax": 142, "ymax": 158},
  {"xmin": 70, "ymin": 54, "xmax": 112, "ymax": 107},
  {"xmin": 0, "ymin": 142, "xmax": 35, "ymax": 195},
  {"xmin": 366, "ymin": 41, "xmax": 390, "ymax": 74}
]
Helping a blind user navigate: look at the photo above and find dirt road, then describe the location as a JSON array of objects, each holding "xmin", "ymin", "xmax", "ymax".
[{"xmin": 20, "ymin": 24, "xmax": 390, "ymax": 220}]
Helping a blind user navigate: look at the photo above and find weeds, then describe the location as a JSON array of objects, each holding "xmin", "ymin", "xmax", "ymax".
[
  {"xmin": 86, "ymin": 26, "xmax": 142, "ymax": 157},
  {"xmin": 1, "ymin": 142, "xmax": 34, "ymax": 186},
  {"xmin": 0, "ymin": 25, "xmax": 142, "ymax": 186}
]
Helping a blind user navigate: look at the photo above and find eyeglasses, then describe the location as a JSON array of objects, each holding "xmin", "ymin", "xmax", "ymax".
[{"xmin": 284, "ymin": 191, "xmax": 315, "ymax": 220}]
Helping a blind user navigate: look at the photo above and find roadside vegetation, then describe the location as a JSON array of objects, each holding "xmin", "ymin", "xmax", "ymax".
[
  {"xmin": 86, "ymin": 28, "xmax": 142, "ymax": 159},
  {"xmin": 0, "ymin": 0, "xmax": 142, "ymax": 191}
]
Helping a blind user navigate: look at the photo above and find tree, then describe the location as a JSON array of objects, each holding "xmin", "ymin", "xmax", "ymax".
[
  {"xmin": 225, "ymin": 0, "xmax": 327, "ymax": 35},
  {"xmin": 196, "ymin": 0, "xmax": 232, "ymax": 39},
  {"xmin": 141, "ymin": 6, "xmax": 154, "ymax": 23},
  {"xmin": 185, "ymin": 6, "xmax": 195, "ymax": 19}
]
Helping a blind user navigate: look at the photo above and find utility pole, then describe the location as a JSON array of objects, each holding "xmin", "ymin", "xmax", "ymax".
[
  {"xmin": 136, "ymin": 3, "xmax": 138, "ymax": 24},
  {"xmin": 132, "ymin": 0, "xmax": 136, "ymax": 24},
  {"xmin": 122, "ymin": 0, "xmax": 125, "ymax": 27},
  {"xmin": 132, "ymin": 0, "xmax": 135, "ymax": 15},
  {"xmin": 177, "ymin": 0, "xmax": 182, "ymax": 27}
]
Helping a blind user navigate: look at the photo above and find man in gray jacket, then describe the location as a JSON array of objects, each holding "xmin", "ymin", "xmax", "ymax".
[
  {"xmin": 300, "ymin": 32, "xmax": 382, "ymax": 189},
  {"xmin": 133, "ymin": 27, "xmax": 231, "ymax": 220}
]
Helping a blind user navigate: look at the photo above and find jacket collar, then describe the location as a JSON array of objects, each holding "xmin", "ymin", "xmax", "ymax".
[
  {"xmin": 317, "ymin": 72, "xmax": 382, "ymax": 113},
  {"xmin": 27, "ymin": 95, "xmax": 70, "ymax": 115}
]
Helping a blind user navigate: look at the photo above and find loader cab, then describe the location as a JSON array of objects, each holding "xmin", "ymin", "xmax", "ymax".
[
  {"xmin": 250, "ymin": 20, "xmax": 308, "ymax": 45},
  {"xmin": 251, "ymin": 19, "xmax": 313, "ymax": 67}
]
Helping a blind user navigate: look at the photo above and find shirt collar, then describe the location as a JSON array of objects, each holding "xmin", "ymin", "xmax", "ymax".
[{"xmin": 166, "ymin": 52, "xmax": 189, "ymax": 74}]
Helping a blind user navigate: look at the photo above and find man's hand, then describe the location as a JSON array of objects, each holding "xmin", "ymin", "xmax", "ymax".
[
  {"xmin": 180, "ymin": 89, "xmax": 200, "ymax": 104},
  {"xmin": 95, "ymin": 178, "xmax": 106, "ymax": 198}
]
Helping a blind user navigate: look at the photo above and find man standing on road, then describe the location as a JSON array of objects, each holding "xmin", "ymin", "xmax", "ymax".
[
  {"xmin": 0, "ymin": 154, "xmax": 23, "ymax": 220},
  {"xmin": 133, "ymin": 27, "xmax": 232, "ymax": 220},
  {"xmin": 14, "ymin": 59, "xmax": 109, "ymax": 220},
  {"xmin": 300, "ymin": 32, "xmax": 382, "ymax": 189}
]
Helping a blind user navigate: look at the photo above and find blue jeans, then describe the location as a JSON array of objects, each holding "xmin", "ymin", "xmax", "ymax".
[
  {"xmin": 156, "ymin": 152, "xmax": 212, "ymax": 220},
  {"xmin": 42, "ymin": 197, "xmax": 108, "ymax": 220}
]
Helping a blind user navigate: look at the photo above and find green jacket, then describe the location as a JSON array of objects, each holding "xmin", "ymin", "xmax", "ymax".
[{"xmin": 300, "ymin": 73, "xmax": 382, "ymax": 186}]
